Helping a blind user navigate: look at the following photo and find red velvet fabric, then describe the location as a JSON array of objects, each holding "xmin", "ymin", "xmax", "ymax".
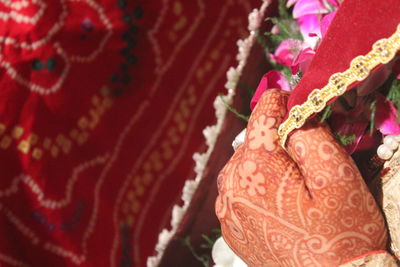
[
  {"xmin": 287, "ymin": 0, "xmax": 400, "ymax": 113},
  {"xmin": 0, "ymin": 1, "xmax": 258, "ymax": 266}
]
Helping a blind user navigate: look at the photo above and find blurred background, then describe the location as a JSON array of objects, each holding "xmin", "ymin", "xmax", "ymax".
[{"xmin": 0, "ymin": 0, "xmax": 261, "ymax": 266}]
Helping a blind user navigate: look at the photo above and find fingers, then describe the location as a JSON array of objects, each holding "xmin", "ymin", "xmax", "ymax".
[
  {"xmin": 244, "ymin": 89, "xmax": 289, "ymax": 156},
  {"xmin": 286, "ymin": 120, "xmax": 369, "ymax": 197},
  {"xmin": 240, "ymin": 89, "xmax": 308, "ymax": 211},
  {"xmin": 216, "ymin": 88, "xmax": 290, "ymax": 199},
  {"xmin": 215, "ymin": 144, "xmax": 245, "ymax": 220},
  {"xmin": 286, "ymin": 120, "xmax": 388, "ymax": 254},
  {"xmin": 216, "ymin": 89, "xmax": 297, "ymax": 222}
]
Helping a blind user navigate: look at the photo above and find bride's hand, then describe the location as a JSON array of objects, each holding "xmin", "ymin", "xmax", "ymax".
[{"xmin": 215, "ymin": 89, "xmax": 388, "ymax": 266}]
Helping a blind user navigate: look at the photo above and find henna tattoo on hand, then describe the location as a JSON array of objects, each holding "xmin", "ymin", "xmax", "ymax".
[{"xmin": 216, "ymin": 89, "xmax": 388, "ymax": 267}]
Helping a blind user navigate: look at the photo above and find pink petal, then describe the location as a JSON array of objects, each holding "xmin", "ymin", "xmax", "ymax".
[
  {"xmin": 375, "ymin": 94, "xmax": 400, "ymax": 135},
  {"xmin": 320, "ymin": 11, "xmax": 336, "ymax": 38},
  {"xmin": 293, "ymin": 0, "xmax": 329, "ymax": 18},
  {"xmin": 269, "ymin": 39, "xmax": 303, "ymax": 67},
  {"xmin": 291, "ymin": 47, "xmax": 315, "ymax": 74},
  {"xmin": 287, "ymin": 0, "xmax": 300, "ymax": 8},
  {"xmin": 327, "ymin": 0, "xmax": 340, "ymax": 8},
  {"xmin": 297, "ymin": 14, "xmax": 321, "ymax": 46},
  {"xmin": 271, "ymin": 25, "xmax": 280, "ymax": 35},
  {"xmin": 356, "ymin": 131, "xmax": 381, "ymax": 151},
  {"xmin": 250, "ymin": 71, "xmax": 291, "ymax": 110}
]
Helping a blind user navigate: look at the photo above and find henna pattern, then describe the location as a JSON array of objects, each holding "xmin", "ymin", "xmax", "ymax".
[{"xmin": 215, "ymin": 89, "xmax": 388, "ymax": 267}]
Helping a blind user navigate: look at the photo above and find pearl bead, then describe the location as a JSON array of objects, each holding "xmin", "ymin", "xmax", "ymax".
[
  {"xmin": 384, "ymin": 135, "xmax": 399, "ymax": 150},
  {"xmin": 232, "ymin": 129, "xmax": 246, "ymax": 151},
  {"xmin": 393, "ymin": 135, "xmax": 400, "ymax": 143},
  {"xmin": 212, "ymin": 237, "xmax": 235, "ymax": 266},
  {"xmin": 377, "ymin": 144, "xmax": 394, "ymax": 160}
]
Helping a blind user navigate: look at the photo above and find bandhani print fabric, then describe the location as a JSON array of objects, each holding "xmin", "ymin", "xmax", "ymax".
[{"xmin": 0, "ymin": 0, "xmax": 258, "ymax": 266}]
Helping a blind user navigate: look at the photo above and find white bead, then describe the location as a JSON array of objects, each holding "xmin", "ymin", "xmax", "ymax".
[
  {"xmin": 233, "ymin": 254, "xmax": 248, "ymax": 267},
  {"xmin": 232, "ymin": 129, "xmax": 247, "ymax": 151},
  {"xmin": 383, "ymin": 135, "xmax": 399, "ymax": 150},
  {"xmin": 212, "ymin": 237, "xmax": 235, "ymax": 266},
  {"xmin": 377, "ymin": 144, "xmax": 394, "ymax": 160},
  {"xmin": 393, "ymin": 135, "xmax": 400, "ymax": 142}
]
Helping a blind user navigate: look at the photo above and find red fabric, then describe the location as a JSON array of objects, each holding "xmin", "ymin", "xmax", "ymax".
[
  {"xmin": 0, "ymin": 1, "xmax": 258, "ymax": 266},
  {"xmin": 287, "ymin": 0, "xmax": 400, "ymax": 113}
]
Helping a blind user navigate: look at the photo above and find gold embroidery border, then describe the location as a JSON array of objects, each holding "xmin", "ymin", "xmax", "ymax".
[
  {"xmin": 278, "ymin": 24, "xmax": 400, "ymax": 148},
  {"xmin": 0, "ymin": 86, "xmax": 113, "ymax": 160}
]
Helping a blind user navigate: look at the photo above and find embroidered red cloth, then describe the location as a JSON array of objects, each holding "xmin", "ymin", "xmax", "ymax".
[
  {"xmin": 287, "ymin": 0, "xmax": 400, "ymax": 113},
  {"xmin": 0, "ymin": 0, "xmax": 257, "ymax": 266}
]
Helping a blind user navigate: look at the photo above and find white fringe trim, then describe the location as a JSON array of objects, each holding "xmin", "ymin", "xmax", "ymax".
[{"xmin": 146, "ymin": 1, "xmax": 271, "ymax": 266}]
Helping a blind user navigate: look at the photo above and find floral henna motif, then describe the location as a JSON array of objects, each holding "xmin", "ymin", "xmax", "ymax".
[
  {"xmin": 238, "ymin": 160, "xmax": 266, "ymax": 196},
  {"xmin": 248, "ymin": 115, "xmax": 277, "ymax": 151},
  {"xmin": 216, "ymin": 89, "xmax": 388, "ymax": 267}
]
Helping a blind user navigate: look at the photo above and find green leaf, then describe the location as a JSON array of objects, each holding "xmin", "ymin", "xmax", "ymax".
[
  {"xmin": 181, "ymin": 236, "xmax": 210, "ymax": 267},
  {"xmin": 280, "ymin": 66, "xmax": 292, "ymax": 82},
  {"xmin": 387, "ymin": 77, "xmax": 400, "ymax": 118},
  {"xmin": 335, "ymin": 132, "xmax": 356, "ymax": 146},
  {"xmin": 219, "ymin": 95, "xmax": 249, "ymax": 122},
  {"xmin": 181, "ymin": 228, "xmax": 222, "ymax": 267},
  {"xmin": 278, "ymin": 0, "xmax": 290, "ymax": 19},
  {"xmin": 201, "ymin": 234, "xmax": 214, "ymax": 247},
  {"xmin": 267, "ymin": 17, "xmax": 302, "ymax": 41},
  {"xmin": 319, "ymin": 104, "xmax": 332, "ymax": 123},
  {"xmin": 211, "ymin": 228, "xmax": 222, "ymax": 235},
  {"xmin": 265, "ymin": 30, "xmax": 286, "ymax": 47},
  {"xmin": 369, "ymin": 99, "xmax": 377, "ymax": 135}
]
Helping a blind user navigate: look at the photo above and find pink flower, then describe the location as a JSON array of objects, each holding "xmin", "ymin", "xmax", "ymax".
[
  {"xmin": 320, "ymin": 10, "xmax": 337, "ymax": 38},
  {"xmin": 292, "ymin": 0, "xmax": 339, "ymax": 47},
  {"xmin": 291, "ymin": 47, "xmax": 315, "ymax": 74},
  {"xmin": 269, "ymin": 39, "xmax": 304, "ymax": 67},
  {"xmin": 250, "ymin": 71, "xmax": 291, "ymax": 110},
  {"xmin": 286, "ymin": 0, "xmax": 299, "ymax": 8},
  {"xmin": 329, "ymin": 93, "xmax": 400, "ymax": 154},
  {"xmin": 269, "ymin": 39, "xmax": 316, "ymax": 75},
  {"xmin": 293, "ymin": 0, "xmax": 330, "ymax": 18},
  {"xmin": 375, "ymin": 94, "xmax": 400, "ymax": 135},
  {"xmin": 288, "ymin": 0, "xmax": 339, "ymax": 9},
  {"xmin": 296, "ymin": 14, "xmax": 321, "ymax": 47},
  {"xmin": 356, "ymin": 131, "xmax": 381, "ymax": 152}
]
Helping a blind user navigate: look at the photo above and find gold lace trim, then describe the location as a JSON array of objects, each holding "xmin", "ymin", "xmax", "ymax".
[{"xmin": 278, "ymin": 24, "xmax": 400, "ymax": 148}]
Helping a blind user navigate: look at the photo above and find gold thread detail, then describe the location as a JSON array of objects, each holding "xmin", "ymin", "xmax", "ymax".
[{"xmin": 278, "ymin": 24, "xmax": 400, "ymax": 148}]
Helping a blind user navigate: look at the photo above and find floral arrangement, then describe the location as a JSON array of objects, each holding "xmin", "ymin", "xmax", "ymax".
[
  {"xmin": 237, "ymin": 0, "xmax": 400, "ymax": 173},
  {"xmin": 212, "ymin": 0, "xmax": 400, "ymax": 266}
]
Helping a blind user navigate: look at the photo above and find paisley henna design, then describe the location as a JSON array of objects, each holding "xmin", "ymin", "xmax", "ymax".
[{"xmin": 215, "ymin": 89, "xmax": 388, "ymax": 267}]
